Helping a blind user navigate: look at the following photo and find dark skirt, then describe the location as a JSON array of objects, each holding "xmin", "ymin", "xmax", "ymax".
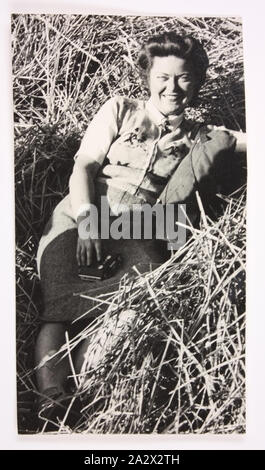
[{"xmin": 39, "ymin": 227, "xmax": 169, "ymax": 324}]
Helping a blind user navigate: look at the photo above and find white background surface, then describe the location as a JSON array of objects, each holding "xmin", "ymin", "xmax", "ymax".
[{"xmin": 1, "ymin": 0, "xmax": 264, "ymax": 450}]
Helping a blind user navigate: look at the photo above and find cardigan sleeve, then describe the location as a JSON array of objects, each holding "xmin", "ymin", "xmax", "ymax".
[
  {"xmin": 73, "ymin": 96, "xmax": 120, "ymax": 167},
  {"xmin": 202, "ymin": 124, "xmax": 246, "ymax": 153}
]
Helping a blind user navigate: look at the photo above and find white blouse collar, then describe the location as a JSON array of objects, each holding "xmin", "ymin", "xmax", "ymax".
[{"xmin": 146, "ymin": 98, "xmax": 184, "ymax": 130}]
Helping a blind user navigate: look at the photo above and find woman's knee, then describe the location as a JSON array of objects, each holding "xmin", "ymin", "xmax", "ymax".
[{"xmin": 74, "ymin": 309, "xmax": 137, "ymax": 374}]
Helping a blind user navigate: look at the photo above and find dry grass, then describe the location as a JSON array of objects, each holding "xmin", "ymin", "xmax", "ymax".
[{"xmin": 12, "ymin": 14, "xmax": 246, "ymax": 434}]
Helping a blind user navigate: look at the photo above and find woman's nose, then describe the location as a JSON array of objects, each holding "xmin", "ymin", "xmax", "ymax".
[{"xmin": 166, "ymin": 77, "xmax": 180, "ymax": 93}]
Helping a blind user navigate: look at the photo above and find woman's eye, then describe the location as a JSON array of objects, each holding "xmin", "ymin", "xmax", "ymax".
[{"xmin": 180, "ymin": 75, "xmax": 191, "ymax": 82}]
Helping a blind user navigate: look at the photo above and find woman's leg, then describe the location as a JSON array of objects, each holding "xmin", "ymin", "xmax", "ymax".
[
  {"xmin": 35, "ymin": 322, "xmax": 71, "ymax": 395},
  {"xmin": 74, "ymin": 309, "xmax": 136, "ymax": 377}
]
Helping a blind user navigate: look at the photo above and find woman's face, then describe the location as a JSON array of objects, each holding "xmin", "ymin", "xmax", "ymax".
[{"xmin": 148, "ymin": 55, "xmax": 196, "ymax": 116}]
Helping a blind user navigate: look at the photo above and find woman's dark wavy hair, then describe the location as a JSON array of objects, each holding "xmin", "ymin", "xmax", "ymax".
[{"xmin": 137, "ymin": 32, "xmax": 209, "ymax": 100}]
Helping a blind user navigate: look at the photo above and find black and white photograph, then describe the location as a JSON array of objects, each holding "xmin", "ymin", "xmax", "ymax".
[{"xmin": 12, "ymin": 13, "xmax": 247, "ymax": 435}]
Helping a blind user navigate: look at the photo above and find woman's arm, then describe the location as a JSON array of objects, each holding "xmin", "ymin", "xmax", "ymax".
[
  {"xmin": 68, "ymin": 97, "xmax": 120, "ymax": 265},
  {"xmin": 228, "ymin": 130, "xmax": 247, "ymax": 153},
  {"xmin": 69, "ymin": 158, "xmax": 100, "ymax": 221},
  {"xmin": 69, "ymin": 159, "xmax": 102, "ymax": 265},
  {"xmin": 206, "ymin": 125, "xmax": 247, "ymax": 153},
  {"xmin": 70, "ymin": 96, "xmax": 120, "ymax": 219}
]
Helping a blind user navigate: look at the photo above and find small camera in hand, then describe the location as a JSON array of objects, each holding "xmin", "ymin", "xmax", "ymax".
[{"xmin": 78, "ymin": 254, "xmax": 122, "ymax": 281}]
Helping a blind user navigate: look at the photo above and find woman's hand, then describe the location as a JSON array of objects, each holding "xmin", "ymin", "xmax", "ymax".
[
  {"xmin": 76, "ymin": 236, "xmax": 102, "ymax": 266},
  {"xmin": 76, "ymin": 209, "xmax": 102, "ymax": 266}
]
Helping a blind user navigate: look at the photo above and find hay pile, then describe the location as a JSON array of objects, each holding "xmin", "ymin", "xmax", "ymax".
[{"xmin": 12, "ymin": 14, "xmax": 246, "ymax": 434}]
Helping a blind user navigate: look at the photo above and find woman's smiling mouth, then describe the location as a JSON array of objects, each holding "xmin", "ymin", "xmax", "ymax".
[{"xmin": 162, "ymin": 94, "xmax": 182, "ymax": 102}]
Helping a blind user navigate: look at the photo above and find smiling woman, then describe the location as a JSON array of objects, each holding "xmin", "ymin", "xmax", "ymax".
[
  {"xmin": 137, "ymin": 32, "xmax": 209, "ymax": 112},
  {"xmin": 32, "ymin": 29, "xmax": 246, "ymax": 431},
  {"xmin": 149, "ymin": 56, "xmax": 196, "ymax": 116}
]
